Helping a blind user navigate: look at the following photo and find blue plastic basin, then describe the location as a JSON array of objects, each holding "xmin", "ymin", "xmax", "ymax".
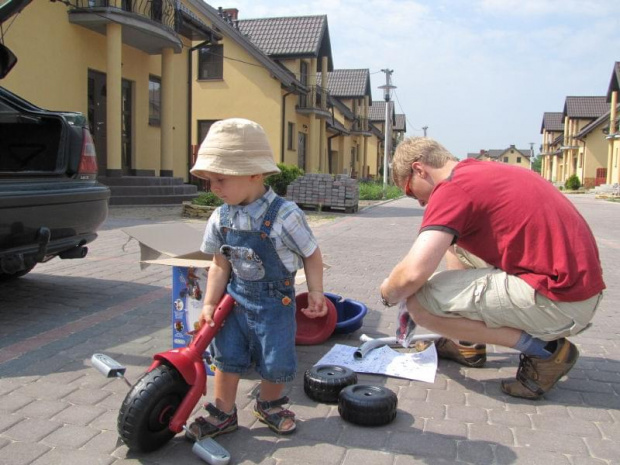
[{"xmin": 325, "ymin": 293, "xmax": 368, "ymax": 334}]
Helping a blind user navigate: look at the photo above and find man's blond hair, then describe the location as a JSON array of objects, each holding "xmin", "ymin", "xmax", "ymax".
[{"xmin": 392, "ymin": 137, "xmax": 459, "ymax": 185}]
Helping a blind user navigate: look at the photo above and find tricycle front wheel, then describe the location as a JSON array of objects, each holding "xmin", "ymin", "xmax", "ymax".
[{"xmin": 117, "ymin": 364, "xmax": 190, "ymax": 452}]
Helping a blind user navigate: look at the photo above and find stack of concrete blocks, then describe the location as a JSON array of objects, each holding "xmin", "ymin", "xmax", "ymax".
[{"xmin": 286, "ymin": 173, "xmax": 359, "ymax": 212}]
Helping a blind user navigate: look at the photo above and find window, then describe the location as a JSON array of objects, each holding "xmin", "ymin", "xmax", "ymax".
[
  {"xmin": 517, "ymin": 157, "xmax": 521, "ymax": 163},
  {"xmin": 148, "ymin": 75, "xmax": 161, "ymax": 126},
  {"xmin": 198, "ymin": 120, "xmax": 219, "ymax": 146},
  {"xmin": 198, "ymin": 45, "xmax": 223, "ymax": 80},
  {"xmin": 287, "ymin": 122, "xmax": 295, "ymax": 150},
  {"xmin": 503, "ymin": 156, "xmax": 508, "ymax": 163}
]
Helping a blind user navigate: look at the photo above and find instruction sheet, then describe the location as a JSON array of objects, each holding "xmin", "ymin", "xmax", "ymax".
[{"xmin": 315, "ymin": 343, "xmax": 438, "ymax": 383}]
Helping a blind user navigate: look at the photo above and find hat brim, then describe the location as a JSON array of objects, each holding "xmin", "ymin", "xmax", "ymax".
[{"xmin": 190, "ymin": 148, "xmax": 280, "ymax": 179}]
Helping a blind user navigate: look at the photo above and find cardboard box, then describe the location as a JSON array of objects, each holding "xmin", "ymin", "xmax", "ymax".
[
  {"xmin": 122, "ymin": 224, "xmax": 215, "ymax": 361},
  {"xmin": 122, "ymin": 223, "xmax": 319, "ymax": 353}
]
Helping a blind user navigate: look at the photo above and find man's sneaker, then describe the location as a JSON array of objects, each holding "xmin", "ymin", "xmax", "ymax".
[
  {"xmin": 501, "ymin": 338, "xmax": 579, "ymax": 400},
  {"xmin": 435, "ymin": 338, "xmax": 487, "ymax": 368}
]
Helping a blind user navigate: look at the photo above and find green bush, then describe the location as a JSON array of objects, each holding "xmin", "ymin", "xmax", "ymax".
[
  {"xmin": 266, "ymin": 163, "xmax": 304, "ymax": 196},
  {"xmin": 359, "ymin": 180, "xmax": 403, "ymax": 200},
  {"xmin": 564, "ymin": 174, "xmax": 581, "ymax": 191},
  {"xmin": 192, "ymin": 191, "xmax": 223, "ymax": 207}
]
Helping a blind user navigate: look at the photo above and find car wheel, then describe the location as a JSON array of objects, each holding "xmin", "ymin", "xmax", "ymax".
[
  {"xmin": 117, "ymin": 364, "xmax": 190, "ymax": 453},
  {"xmin": 0, "ymin": 263, "xmax": 36, "ymax": 281},
  {"xmin": 338, "ymin": 384, "xmax": 398, "ymax": 426},
  {"xmin": 304, "ymin": 364, "xmax": 357, "ymax": 403}
]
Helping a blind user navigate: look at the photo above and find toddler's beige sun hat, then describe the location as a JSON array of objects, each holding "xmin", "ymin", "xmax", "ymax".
[{"xmin": 190, "ymin": 118, "xmax": 280, "ymax": 179}]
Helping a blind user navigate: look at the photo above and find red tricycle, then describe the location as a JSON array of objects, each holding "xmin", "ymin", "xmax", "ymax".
[{"xmin": 115, "ymin": 294, "xmax": 235, "ymax": 453}]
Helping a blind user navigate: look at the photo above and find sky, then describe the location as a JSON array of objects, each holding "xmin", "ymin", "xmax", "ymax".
[{"xmin": 215, "ymin": 0, "xmax": 619, "ymax": 159}]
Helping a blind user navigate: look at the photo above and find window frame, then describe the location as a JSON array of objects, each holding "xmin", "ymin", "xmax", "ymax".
[
  {"xmin": 148, "ymin": 75, "xmax": 161, "ymax": 127},
  {"xmin": 198, "ymin": 44, "xmax": 224, "ymax": 80}
]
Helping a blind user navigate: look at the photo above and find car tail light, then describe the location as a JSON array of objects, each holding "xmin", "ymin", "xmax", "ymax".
[{"xmin": 78, "ymin": 128, "xmax": 98, "ymax": 178}]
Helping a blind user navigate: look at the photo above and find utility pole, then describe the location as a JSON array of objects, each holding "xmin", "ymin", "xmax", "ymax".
[
  {"xmin": 529, "ymin": 142, "xmax": 535, "ymax": 170},
  {"xmin": 422, "ymin": 126, "xmax": 428, "ymax": 137},
  {"xmin": 379, "ymin": 69, "xmax": 396, "ymax": 197}
]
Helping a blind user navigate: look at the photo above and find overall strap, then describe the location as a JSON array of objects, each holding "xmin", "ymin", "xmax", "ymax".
[
  {"xmin": 219, "ymin": 204, "xmax": 231, "ymax": 241},
  {"xmin": 259, "ymin": 196, "xmax": 284, "ymax": 235}
]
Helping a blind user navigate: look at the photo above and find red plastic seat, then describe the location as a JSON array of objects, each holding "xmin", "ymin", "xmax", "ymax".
[{"xmin": 295, "ymin": 292, "xmax": 337, "ymax": 345}]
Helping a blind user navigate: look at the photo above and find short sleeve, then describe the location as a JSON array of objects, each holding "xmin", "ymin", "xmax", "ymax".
[
  {"xmin": 279, "ymin": 206, "xmax": 318, "ymax": 258},
  {"xmin": 420, "ymin": 182, "xmax": 474, "ymax": 238},
  {"xmin": 200, "ymin": 207, "xmax": 225, "ymax": 254}
]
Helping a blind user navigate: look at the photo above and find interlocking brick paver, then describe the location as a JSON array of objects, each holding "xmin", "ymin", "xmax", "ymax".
[
  {"xmin": 0, "ymin": 441, "xmax": 50, "ymax": 465},
  {"xmin": 0, "ymin": 195, "xmax": 619, "ymax": 464}
]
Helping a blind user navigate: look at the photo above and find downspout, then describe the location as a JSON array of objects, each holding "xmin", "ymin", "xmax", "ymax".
[
  {"xmin": 281, "ymin": 90, "xmax": 295, "ymax": 163},
  {"xmin": 187, "ymin": 40, "xmax": 212, "ymax": 180}
]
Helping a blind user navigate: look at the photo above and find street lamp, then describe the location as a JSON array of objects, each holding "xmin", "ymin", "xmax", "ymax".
[{"xmin": 379, "ymin": 70, "xmax": 396, "ymax": 197}]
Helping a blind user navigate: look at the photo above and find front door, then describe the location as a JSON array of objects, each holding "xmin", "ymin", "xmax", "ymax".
[{"xmin": 88, "ymin": 70, "xmax": 107, "ymax": 174}]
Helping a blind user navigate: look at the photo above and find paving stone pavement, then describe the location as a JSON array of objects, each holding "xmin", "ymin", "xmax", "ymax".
[{"xmin": 0, "ymin": 194, "xmax": 619, "ymax": 465}]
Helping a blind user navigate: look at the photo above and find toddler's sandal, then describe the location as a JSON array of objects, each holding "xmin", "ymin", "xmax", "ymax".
[
  {"xmin": 185, "ymin": 403, "xmax": 238, "ymax": 441},
  {"xmin": 253, "ymin": 396, "xmax": 297, "ymax": 435}
]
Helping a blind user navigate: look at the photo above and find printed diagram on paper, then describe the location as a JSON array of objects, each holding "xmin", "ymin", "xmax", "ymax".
[{"xmin": 315, "ymin": 343, "xmax": 438, "ymax": 383}]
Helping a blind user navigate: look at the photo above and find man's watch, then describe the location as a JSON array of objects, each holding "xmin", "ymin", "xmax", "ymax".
[{"xmin": 380, "ymin": 293, "xmax": 395, "ymax": 307}]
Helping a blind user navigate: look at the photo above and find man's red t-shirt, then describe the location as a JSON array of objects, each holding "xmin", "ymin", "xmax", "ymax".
[{"xmin": 420, "ymin": 159, "xmax": 605, "ymax": 302}]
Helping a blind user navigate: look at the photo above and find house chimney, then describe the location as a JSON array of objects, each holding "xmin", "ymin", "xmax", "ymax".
[
  {"xmin": 509, "ymin": 144, "xmax": 515, "ymax": 148},
  {"xmin": 223, "ymin": 8, "xmax": 239, "ymax": 21}
]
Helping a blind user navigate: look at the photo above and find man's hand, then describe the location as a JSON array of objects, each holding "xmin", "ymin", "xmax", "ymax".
[{"xmin": 300, "ymin": 290, "xmax": 328, "ymax": 318}]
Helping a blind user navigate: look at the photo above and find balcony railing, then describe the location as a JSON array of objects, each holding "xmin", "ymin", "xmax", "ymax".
[
  {"xmin": 351, "ymin": 116, "xmax": 369, "ymax": 133},
  {"xmin": 74, "ymin": 1, "xmax": 177, "ymax": 31},
  {"xmin": 297, "ymin": 85, "xmax": 330, "ymax": 115}
]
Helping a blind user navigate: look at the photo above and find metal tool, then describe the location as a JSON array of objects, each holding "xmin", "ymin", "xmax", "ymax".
[
  {"xmin": 354, "ymin": 333, "xmax": 441, "ymax": 359},
  {"xmin": 90, "ymin": 353, "xmax": 132, "ymax": 387}
]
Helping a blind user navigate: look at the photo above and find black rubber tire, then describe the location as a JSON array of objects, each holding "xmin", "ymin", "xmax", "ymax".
[
  {"xmin": 304, "ymin": 365, "xmax": 357, "ymax": 403},
  {"xmin": 338, "ymin": 384, "xmax": 398, "ymax": 426},
  {"xmin": 117, "ymin": 364, "xmax": 190, "ymax": 452}
]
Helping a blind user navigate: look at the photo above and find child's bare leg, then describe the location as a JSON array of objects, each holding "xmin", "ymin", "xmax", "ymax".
[{"xmin": 213, "ymin": 370, "xmax": 240, "ymax": 414}]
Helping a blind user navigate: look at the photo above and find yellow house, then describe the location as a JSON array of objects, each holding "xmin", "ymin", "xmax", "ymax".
[
  {"xmin": 574, "ymin": 111, "xmax": 611, "ymax": 188},
  {"xmin": 539, "ymin": 112, "xmax": 564, "ymax": 182},
  {"xmin": 470, "ymin": 145, "xmax": 532, "ymax": 167},
  {"xmin": 191, "ymin": 6, "xmax": 334, "ymax": 175},
  {"xmin": 368, "ymin": 101, "xmax": 407, "ymax": 178},
  {"xmin": 605, "ymin": 62, "xmax": 620, "ymax": 184},
  {"xmin": 1, "ymin": 0, "xmax": 223, "ymax": 204},
  {"xmin": 317, "ymin": 69, "xmax": 375, "ymax": 177},
  {"xmin": 559, "ymin": 96, "xmax": 607, "ymax": 184}
]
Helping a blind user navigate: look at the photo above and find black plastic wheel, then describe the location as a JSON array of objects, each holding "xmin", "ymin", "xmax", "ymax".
[
  {"xmin": 117, "ymin": 364, "xmax": 190, "ymax": 452},
  {"xmin": 338, "ymin": 384, "xmax": 397, "ymax": 426},
  {"xmin": 304, "ymin": 364, "xmax": 357, "ymax": 403}
]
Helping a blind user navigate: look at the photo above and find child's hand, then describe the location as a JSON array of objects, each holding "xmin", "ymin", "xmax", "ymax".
[
  {"xmin": 199, "ymin": 303, "xmax": 217, "ymax": 328},
  {"xmin": 301, "ymin": 290, "xmax": 328, "ymax": 318}
]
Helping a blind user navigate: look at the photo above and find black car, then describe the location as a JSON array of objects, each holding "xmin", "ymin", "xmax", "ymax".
[{"xmin": 0, "ymin": 0, "xmax": 110, "ymax": 280}]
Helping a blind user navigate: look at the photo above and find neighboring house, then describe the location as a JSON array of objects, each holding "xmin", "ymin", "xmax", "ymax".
[
  {"xmin": 471, "ymin": 145, "xmax": 532, "ymax": 167},
  {"xmin": 190, "ymin": 7, "xmax": 334, "ymax": 174},
  {"xmin": 574, "ymin": 110, "xmax": 611, "ymax": 188},
  {"xmin": 540, "ymin": 112, "xmax": 564, "ymax": 182},
  {"xmin": 368, "ymin": 101, "xmax": 407, "ymax": 176},
  {"xmin": 604, "ymin": 62, "xmax": 620, "ymax": 184},
  {"xmin": 2, "ymin": 0, "xmax": 221, "ymax": 204},
  {"xmin": 317, "ymin": 69, "xmax": 375, "ymax": 177},
  {"xmin": 559, "ymin": 96, "xmax": 608, "ymax": 184}
]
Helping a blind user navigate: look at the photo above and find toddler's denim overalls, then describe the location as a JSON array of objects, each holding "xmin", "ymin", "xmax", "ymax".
[{"xmin": 210, "ymin": 196, "xmax": 297, "ymax": 383}]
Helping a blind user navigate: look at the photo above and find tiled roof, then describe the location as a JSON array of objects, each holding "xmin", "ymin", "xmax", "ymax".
[
  {"xmin": 607, "ymin": 62, "xmax": 620, "ymax": 101},
  {"xmin": 563, "ymin": 96, "xmax": 608, "ymax": 119},
  {"xmin": 368, "ymin": 101, "xmax": 394, "ymax": 121},
  {"xmin": 317, "ymin": 69, "xmax": 371, "ymax": 98},
  {"xmin": 484, "ymin": 147, "xmax": 531, "ymax": 160},
  {"xmin": 188, "ymin": 1, "xmax": 304, "ymax": 92},
  {"xmin": 394, "ymin": 114, "xmax": 406, "ymax": 132},
  {"xmin": 237, "ymin": 15, "xmax": 328, "ymax": 57},
  {"xmin": 540, "ymin": 112, "xmax": 564, "ymax": 133}
]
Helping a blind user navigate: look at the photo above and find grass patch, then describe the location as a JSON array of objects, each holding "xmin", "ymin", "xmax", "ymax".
[{"xmin": 359, "ymin": 181, "xmax": 403, "ymax": 200}]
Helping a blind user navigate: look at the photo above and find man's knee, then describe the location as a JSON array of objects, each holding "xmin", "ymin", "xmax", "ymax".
[{"xmin": 406, "ymin": 294, "xmax": 433, "ymax": 326}]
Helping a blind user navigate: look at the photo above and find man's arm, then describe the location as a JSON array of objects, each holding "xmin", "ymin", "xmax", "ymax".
[{"xmin": 380, "ymin": 229, "xmax": 454, "ymax": 305}]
